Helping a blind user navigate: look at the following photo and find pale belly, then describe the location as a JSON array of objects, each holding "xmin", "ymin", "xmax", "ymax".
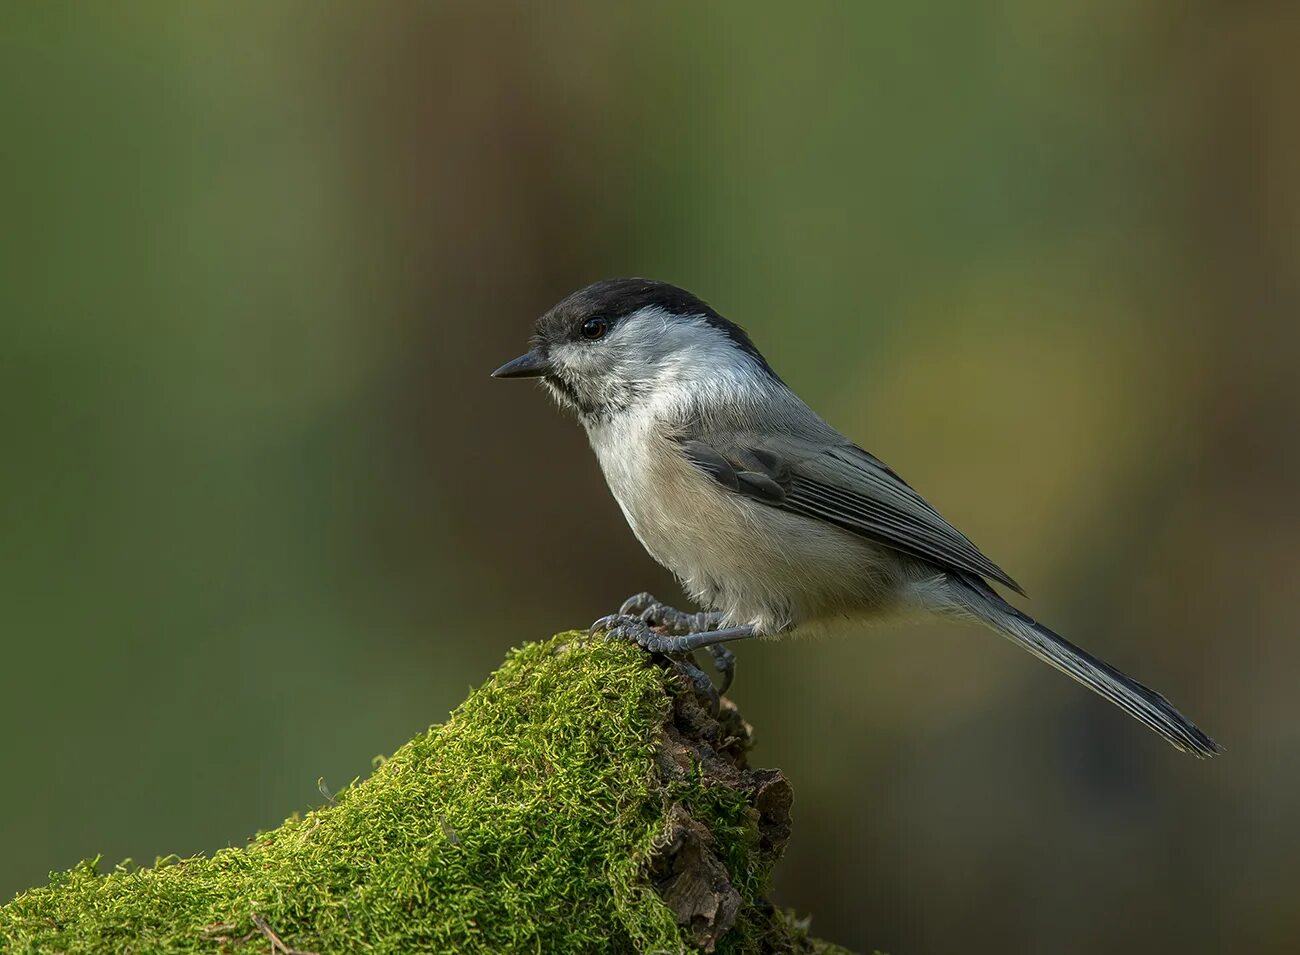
[{"xmin": 590, "ymin": 425, "xmax": 900, "ymax": 633}]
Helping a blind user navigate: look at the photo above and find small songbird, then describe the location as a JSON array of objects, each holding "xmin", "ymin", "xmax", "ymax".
[{"xmin": 492, "ymin": 278, "xmax": 1220, "ymax": 757}]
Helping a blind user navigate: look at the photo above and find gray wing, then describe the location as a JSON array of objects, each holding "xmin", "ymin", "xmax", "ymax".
[{"xmin": 678, "ymin": 431, "xmax": 1025, "ymax": 595}]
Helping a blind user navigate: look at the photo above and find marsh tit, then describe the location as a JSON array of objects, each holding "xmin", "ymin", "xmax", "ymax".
[{"xmin": 492, "ymin": 278, "xmax": 1220, "ymax": 757}]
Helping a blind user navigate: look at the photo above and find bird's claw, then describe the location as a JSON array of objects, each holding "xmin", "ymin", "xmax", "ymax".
[
  {"xmin": 707, "ymin": 644, "xmax": 736, "ymax": 695},
  {"xmin": 589, "ymin": 614, "xmax": 626, "ymax": 637},
  {"xmin": 618, "ymin": 592, "xmax": 659, "ymax": 618}
]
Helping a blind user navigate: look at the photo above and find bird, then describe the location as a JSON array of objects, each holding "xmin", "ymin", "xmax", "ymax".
[{"xmin": 492, "ymin": 278, "xmax": 1221, "ymax": 757}]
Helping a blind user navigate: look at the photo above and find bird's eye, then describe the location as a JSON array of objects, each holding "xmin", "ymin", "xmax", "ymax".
[{"xmin": 580, "ymin": 317, "xmax": 609, "ymax": 341}]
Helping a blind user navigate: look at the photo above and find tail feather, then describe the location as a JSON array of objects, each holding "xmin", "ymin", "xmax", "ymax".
[{"xmin": 945, "ymin": 575, "xmax": 1222, "ymax": 758}]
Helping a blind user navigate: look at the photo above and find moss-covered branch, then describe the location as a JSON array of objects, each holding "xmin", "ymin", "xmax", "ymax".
[{"xmin": 0, "ymin": 633, "xmax": 854, "ymax": 955}]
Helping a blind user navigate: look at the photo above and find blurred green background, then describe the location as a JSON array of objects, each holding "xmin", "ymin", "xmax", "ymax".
[{"xmin": 2, "ymin": 3, "xmax": 1297, "ymax": 953}]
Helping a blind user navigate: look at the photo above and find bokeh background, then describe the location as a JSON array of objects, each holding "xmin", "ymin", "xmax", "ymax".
[{"xmin": 3, "ymin": 3, "xmax": 1298, "ymax": 953}]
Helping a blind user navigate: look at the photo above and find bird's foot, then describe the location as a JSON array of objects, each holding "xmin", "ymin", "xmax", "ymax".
[
  {"xmin": 590, "ymin": 613, "xmax": 677, "ymax": 653},
  {"xmin": 593, "ymin": 593, "xmax": 755, "ymax": 702},
  {"xmin": 617, "ymin": 592, "xmax": 725, "ymax": 635},
  {"xmin": 590, "ymin": 613, "xmax": 721, "ymax": 713}
]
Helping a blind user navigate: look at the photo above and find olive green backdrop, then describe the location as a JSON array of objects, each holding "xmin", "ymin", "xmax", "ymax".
[{"xmin": 3, "ymin": 4, "xmax": 1297, "ymax": 953}]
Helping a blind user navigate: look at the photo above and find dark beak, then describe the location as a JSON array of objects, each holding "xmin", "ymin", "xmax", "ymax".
[{"xmin": 491, "ymin": 350, "xmax": 553, "ymax": 379}]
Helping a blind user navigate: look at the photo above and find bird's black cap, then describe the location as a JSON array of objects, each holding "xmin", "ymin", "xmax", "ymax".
[{"xmin": 535, "ymin": 278, "xmax": 771, "ymax": 369}]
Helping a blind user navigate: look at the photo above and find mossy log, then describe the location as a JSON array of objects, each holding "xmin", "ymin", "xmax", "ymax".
[{"xmin": 0, "ymin": 633, "xmax": 855, "ymax": 955}]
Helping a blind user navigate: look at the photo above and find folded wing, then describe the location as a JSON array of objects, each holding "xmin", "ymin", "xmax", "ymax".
[{"xmin": 678, "ymin": 432, "xmax": 1024, "ymax": 595}]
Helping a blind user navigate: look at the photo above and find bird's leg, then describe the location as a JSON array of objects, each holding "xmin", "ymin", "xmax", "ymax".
[
  {"xmin": 618, "ymin": 592, "xmax": 725, "ymax": 635},
  {"xmin": 652, "ymin": 626, "xmax": 758, "ymax": 655}
]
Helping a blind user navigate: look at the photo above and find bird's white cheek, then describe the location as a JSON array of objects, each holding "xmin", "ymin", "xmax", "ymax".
[{"xmin": 541, "ymin": 380, "xmax": 572, "ymax": 409}]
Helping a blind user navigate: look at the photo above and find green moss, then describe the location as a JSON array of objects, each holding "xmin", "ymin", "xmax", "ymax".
[{"xmin": 0, "ymin": 633, "xmax": 855, "ymax": 955}]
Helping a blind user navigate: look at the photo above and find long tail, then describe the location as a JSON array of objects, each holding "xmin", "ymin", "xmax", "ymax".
[{"xmin": 942, "ymin": 574, "xmax": 1222, "ymax": 758}]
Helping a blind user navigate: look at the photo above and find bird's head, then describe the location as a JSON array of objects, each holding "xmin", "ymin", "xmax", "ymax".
[{"xmin": 492, "ymin": 278, "xmax": 775, "ymax": 422}]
